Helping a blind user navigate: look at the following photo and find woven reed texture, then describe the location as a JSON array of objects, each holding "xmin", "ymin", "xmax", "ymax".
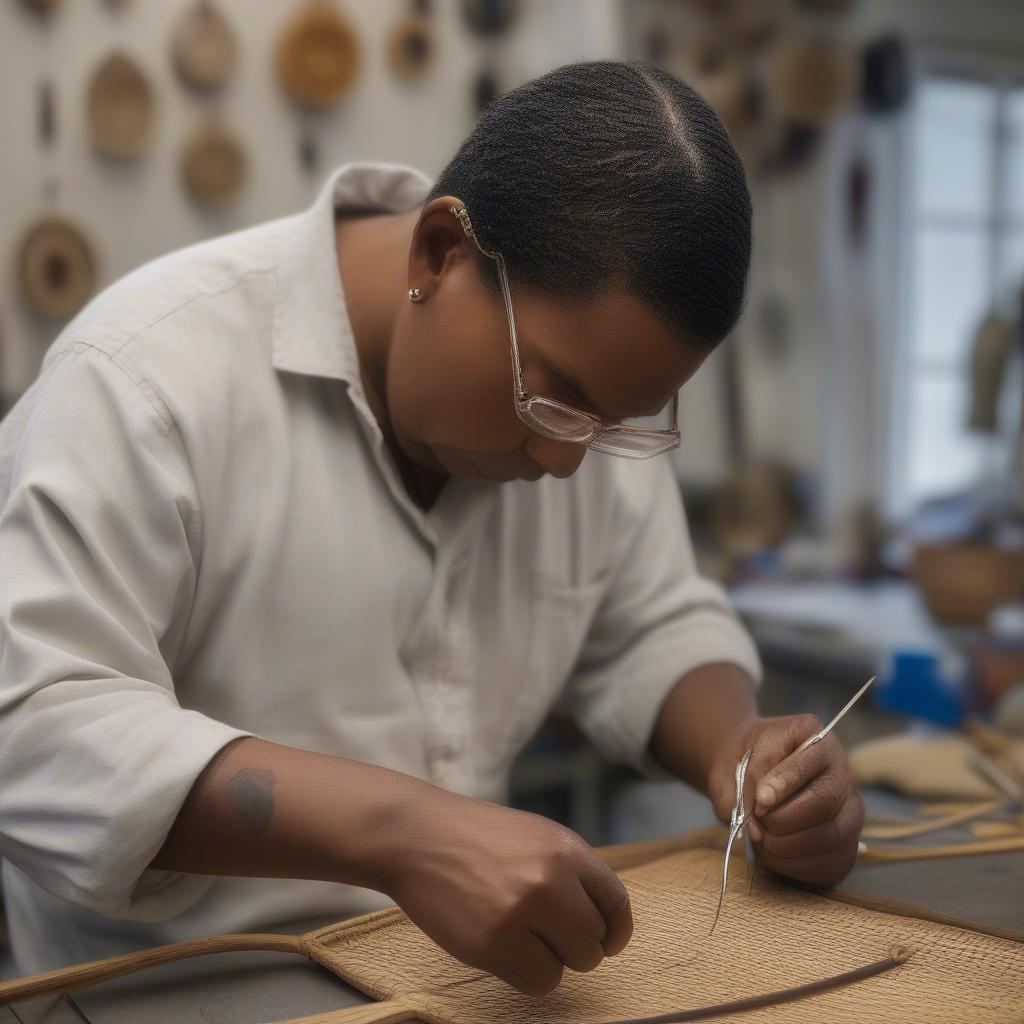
[{"xmin": 300, "ymin": 848, "xmax": 1023, "ymax": 1023}]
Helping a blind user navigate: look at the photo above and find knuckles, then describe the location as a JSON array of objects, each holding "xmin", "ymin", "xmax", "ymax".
[
  {"xmin": 509, "ymin": 961, "xmax": 564, "ymax": 997},
  {"xmin": 807, "ymin": 770, "xmax": 846, "ymax": 819},
  {"xmin": 794, "ymin": 713, "xmax": 825, "ymax": 740}
]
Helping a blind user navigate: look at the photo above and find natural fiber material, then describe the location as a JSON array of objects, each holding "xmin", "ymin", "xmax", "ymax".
[
  {"xmin": 276, "ymin": 3, "xmax": 361, "ymax": 109},
  {"xmin": 171, "ymin": 0, "xmax": 237, "ymax": 91},
  {"xmin": 849, "ymin": 734, "xmax": 1008, "ymax": 800},
  {"xmin": 86, "ymin": 52, "xmax": 154, "ymax": 159},
  {"xmin": 17, "ymin": 217, "xmax": 97, "ymax": 319},
  {"xmin": 298, "ymin": 848, "xmax": 1023, "ymax": 1023}
]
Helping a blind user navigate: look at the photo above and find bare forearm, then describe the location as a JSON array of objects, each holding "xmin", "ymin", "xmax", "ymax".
[
  {"xmin": 149, "ymin": 736, "xmax": 427, "ymax": 891},
  {"xmin": 646, "ymin": 662, "xmax": 758, "ymax": 793}
]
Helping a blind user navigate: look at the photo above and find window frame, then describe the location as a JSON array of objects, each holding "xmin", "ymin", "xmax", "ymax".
[{"xmin": 887, "ymin": 44, "xmax": 1024, "ymax": 516}]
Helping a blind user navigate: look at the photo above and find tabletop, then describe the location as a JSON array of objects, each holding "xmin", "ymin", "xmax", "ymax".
[{"xmin": 6, "ymin": 788, "xmax": 1022, "ymax": 1024}]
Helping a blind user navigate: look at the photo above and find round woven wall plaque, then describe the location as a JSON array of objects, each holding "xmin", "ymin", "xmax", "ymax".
[
  {"xmin": 180, "ymin": 117, "xmax": 247, "ymax": 205},
  {"xmin": 387, "ymin": 13, "xmax": 433, "ymax": 79},
  {"xmin": 172, "ymin": 1, "xmax": 238, "ymax": 92},
  {"xmin": 276, "ymin": 3, "xmax": 361, "ymax": 110},
  {"xmin": 17, "ymin": 217, "xmax": 98, "ymax": 320},
  {"xmin": 86, "ymin": 52, "xmax": 154, "ymax": 159}
]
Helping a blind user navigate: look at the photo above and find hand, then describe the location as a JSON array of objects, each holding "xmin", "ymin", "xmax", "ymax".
[
  {"xmin": 706, "ymin": 715, "xmax": 864, "ymax": 887},
  {"xmin": 375, "ymin": 784, "xmax": 633, "ymax": 996}
]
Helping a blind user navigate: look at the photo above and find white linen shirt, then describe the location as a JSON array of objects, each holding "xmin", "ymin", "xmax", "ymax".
[{"xmin": 0, "ymin": 161, "xmax": 761, "ymax": 976}]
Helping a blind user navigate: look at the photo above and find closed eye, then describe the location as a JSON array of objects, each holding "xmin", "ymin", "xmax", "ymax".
[{"xmin": 533, "ymin": 350, "xmax": 668, "ymax": 422}]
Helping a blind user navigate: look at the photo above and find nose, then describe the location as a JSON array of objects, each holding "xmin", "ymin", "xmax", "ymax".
[{"xmin": 525, "ymin": 435, "xmax": 587, "ymax": 479}]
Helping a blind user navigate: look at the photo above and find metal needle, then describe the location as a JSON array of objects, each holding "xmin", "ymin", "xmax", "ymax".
[{"xmin": 795, "ymin": 676, "xmax": 876, "ymax": 753}]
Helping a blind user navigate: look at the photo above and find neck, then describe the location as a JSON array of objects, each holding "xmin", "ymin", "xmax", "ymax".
[
  {"xmin": 333, "ymin": 210, "xmax": 448, "ymax": 511},
  {"xmin": 334, "ymin": 209, "xmax": 414, "ymax": 408}
]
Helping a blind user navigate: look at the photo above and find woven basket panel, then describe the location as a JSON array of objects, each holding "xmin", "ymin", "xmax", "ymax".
[{"xmin": 300, "ymin": 848, "xmax": 1023, "ymax": 1023}]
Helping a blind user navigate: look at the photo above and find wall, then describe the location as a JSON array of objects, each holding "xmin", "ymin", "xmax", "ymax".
[
  {"xmin": 5, "ymin": 0, "xmax": 1024, "ymax": 522},
  {"xmin": 0, "ymin": 0, "xmax": 621, "ymax": 398}
]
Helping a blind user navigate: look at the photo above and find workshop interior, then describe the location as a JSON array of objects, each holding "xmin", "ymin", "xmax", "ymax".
[{"xmin": 1, "ymin": 0, "xmax": 1024, "ymax": 1021}]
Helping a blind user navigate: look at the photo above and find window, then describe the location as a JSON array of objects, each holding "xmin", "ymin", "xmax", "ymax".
[{"xmin": 897, "ymin": 71, "xmax": 1024, "ymax": 510}]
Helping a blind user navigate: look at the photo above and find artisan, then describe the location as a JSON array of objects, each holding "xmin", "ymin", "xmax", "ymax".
[{"xmin": 0, "ymin": 61, "xmax": 863, "ymax": 993}]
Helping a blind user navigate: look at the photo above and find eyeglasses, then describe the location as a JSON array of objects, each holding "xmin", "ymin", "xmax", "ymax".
[{"xmin": 449, "ymin": 205, "xmax": 681, "ymax": 460}]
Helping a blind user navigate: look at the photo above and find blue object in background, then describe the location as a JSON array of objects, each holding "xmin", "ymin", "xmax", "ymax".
[{"xmin": 875, "ymin": 649, "xmax": 965, "ymax": 727}]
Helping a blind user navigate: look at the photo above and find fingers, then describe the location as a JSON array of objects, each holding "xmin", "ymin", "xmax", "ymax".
[
  {"xmin": 756, "ymin": 788, "xmax": 864, "ymax": 863},
  {"xmin": 709, "ymin": 720, "xmax": 766, "ymax": 823},
  {"xmin": 497, "ymin": 929, "xmax": 565, "ymax": 996},
  {"xmin": 573, "ymin": 845, "xmax": 634, "ymax": 957},
  {"xmin": 752, "ymin": 714, "xmax": 829, "ymax": 812},
  {"xmin": 753, "ymin": 720, "xmax": 842, "ymax": 817},
  {"xmin": 755, "ymin": 789, "xmax": 864, "ymax": 887},
  {"xmin": 713, "ymin": 717, "xmax": 821, "ymax": 824},
  {"xmin": 757, "ymin": 744, "xmax": 850, "ymax": 835},
  {"xmin": 534, "ymin": 875, "xmax": 608, "ymax": 973},
  {"xmin": 500, "ymin": 849, "xmax": 632, "ymax": 994},
  {"xmin": 703, "ymin": 713, "xmax": 863, "ymax": 891}
]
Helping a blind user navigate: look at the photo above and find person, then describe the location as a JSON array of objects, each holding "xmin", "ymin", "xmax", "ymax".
[{"xmin": 0, "ymin": 60, "xmax": 863, "ymax": 994}]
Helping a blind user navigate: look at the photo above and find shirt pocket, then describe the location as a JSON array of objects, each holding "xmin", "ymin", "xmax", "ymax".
[{"xmin": 499, "ymin": 569, "xmax": 611, "ymax": 761}]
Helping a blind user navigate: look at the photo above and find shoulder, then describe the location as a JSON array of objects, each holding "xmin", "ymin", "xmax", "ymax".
[
  {"xmin": 40, "ymin": 217, "xmax": 293, "ymax": 387},
  {"xmin": 31, "ymin": 217, "xmax": 298, "ymax": 434}
]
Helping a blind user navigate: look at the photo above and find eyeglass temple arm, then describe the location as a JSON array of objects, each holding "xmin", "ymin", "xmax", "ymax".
[{"xmin": 449, "ymin": 205, "xmax": 528, "ymax": 403}]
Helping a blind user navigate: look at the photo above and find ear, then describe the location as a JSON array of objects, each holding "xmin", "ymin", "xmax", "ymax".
[{"xmin": 407, "ymin": 195, "xmax": 474, "ymax": 300}]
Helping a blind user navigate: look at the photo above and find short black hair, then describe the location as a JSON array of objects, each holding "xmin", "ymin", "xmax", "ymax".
[{"xmin": 426, "ymin": 60, "xmax": 752, "ymax": 352}]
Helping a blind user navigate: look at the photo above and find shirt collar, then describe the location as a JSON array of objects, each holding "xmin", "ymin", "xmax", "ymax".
[{"xmin": 271, "ymin": 160, "xmax": 434, "ymax": 384}]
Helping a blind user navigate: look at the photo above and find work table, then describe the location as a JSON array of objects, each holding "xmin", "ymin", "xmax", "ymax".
[{"xmin": 5, "ymin": 787, "xmax": 1021, "ymax": 1024}]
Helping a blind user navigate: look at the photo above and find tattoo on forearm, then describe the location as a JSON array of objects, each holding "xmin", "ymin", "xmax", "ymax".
[{"xmin": 222, "ymin": 768, "xmax": 275, "ymax": 834}]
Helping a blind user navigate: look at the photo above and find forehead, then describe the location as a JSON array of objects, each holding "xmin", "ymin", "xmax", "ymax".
[{"xmin": 512, "ymin": 280, "xmax": 706, "ymax": 420}]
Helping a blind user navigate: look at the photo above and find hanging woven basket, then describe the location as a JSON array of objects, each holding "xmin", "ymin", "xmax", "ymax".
[
  {"xmin": 276, "ymin": 2, "xmax": 361, "ymax": 110},
  {"xmin": 16, "ymin": 216, "xmax": 98, "ymax": 320},
  {"xmin": 86, "ymin": 51, "xmax": 155, "ymax": 159}
]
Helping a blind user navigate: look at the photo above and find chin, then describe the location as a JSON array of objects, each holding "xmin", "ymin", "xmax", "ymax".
[
  {"xmin": 467, "ymin": 455, "xmax": 544, "ymax": 483},
  {"xmin": 476, "ymin": 465, "xmax": 522, "ymax": 483},
  {"xmin": 428, "ymin": 443, "xmax": 545, "ymax": 483}
]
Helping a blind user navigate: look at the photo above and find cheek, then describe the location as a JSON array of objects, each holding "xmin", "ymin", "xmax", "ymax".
[{"xmin": 387, "ymin": 318, "xmax": 524, "ymax": 451}]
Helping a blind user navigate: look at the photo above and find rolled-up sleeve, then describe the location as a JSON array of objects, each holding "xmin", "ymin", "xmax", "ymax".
[
  {"xmin": 566, "ymin": 459, "xmax": 762, "ymax": 780},
  {"xmin": 0, "ymin": 341, "xmax": 256, "ymax": 921}
]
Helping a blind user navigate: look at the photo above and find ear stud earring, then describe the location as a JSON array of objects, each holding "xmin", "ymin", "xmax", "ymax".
[{"xmin": 408, "ymin": 287, "xmax": 424, "ymax": 302}]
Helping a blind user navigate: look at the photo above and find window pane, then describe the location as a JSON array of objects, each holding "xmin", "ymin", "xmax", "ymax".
[
  {"xmin": 916, "ymin": 78, "xmax": 997, "ymax": 219},
  {"xmin": 1006, "ymin": 88, "xmax": 1024, "ymax": 220},
  {"xmin": 998, "ymin": 230, "xmax": 1024, "ymax": 299},
  {"xmin": 905, "ymin": 372, "xmax": 986, "ymax": 502},
  {"xmin": 910, "ymin": 227, "xmax": 990, "ymax": 364}
]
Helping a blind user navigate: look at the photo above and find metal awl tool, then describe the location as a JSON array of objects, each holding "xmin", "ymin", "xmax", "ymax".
[{"xmin": 795, "ymin": 675, "xmax": 876, "ymax": 753}]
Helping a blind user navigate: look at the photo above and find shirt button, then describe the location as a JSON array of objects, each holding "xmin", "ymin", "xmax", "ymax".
[
  {"xmin": 446, "ymin": 554, "xmax": 469, "ymax": 600},
  {"xmin": 431, "ymin": 741, "xmax": 458, "ymax": 761}
]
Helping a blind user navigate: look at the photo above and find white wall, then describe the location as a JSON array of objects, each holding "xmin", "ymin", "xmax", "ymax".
[
  {"xmin": 5, "ymin": 0, "xmax": 1024, "ymax": 524},
  {"xmin": 0, "ymin": 0, "xmax": 622, "ymax": 398}
]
